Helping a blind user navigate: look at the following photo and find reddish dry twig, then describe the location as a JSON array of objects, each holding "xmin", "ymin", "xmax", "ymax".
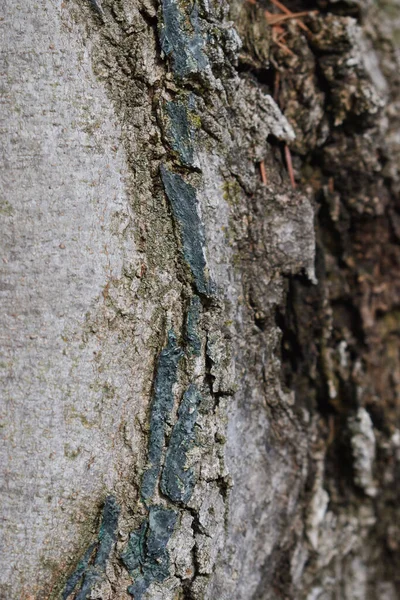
[
  {"xmin": 273, "ymin": 71, "xmax": 280, "ymax": 102},
  {"xmin": 269, "ymin": 0, "xmax": 312, "ymax": 32},
  {"xmin": 275, "ymin": 30, "xmax": 287, "ymax": 43},
  {"xmin": 327, "ymin": 415, "xmax": 336, "ymax": 447},
  {"xmin": 265, "ymin": 10, "xmax": 314, "ymax": 26},
  {"xmin": 246, "ymin": 0, "xmax": 304, "ymax": 191},
  {"xmin": 247, "ymin": 0, "xmax": 315, "ymax": 54},
  {"xmin": 271, "ymin": 23, "xmax": 285, "ymax": 41},
  {"xmin": 275, "ymin": 40, "xmax": 295, "ymax": 56},
  {"xmin": 271, "ymin": 24, "xmax": 296, "ymax": 56},
  {"xmin": 284, "ymin": 144, "xmax": 296, "ymax": 189},
  {"xmin": 260, "ymin": 160, "xmax": 268, "ymax": 185}
]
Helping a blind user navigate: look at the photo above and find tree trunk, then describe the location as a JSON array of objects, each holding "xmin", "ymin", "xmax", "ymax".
[{"xmin": 1, "ymin": 0, "xmax": 399, "ymax": 598}]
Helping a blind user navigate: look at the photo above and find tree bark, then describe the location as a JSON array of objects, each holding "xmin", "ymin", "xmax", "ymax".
[{"xmin": 1, "ymin": 0, "xmax": 399, "ymax": 598}]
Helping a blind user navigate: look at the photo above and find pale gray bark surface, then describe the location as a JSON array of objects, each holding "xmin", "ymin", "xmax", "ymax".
[{"xmin": 1, "ymin": 0, "xmax": 399, "ymax": 599}]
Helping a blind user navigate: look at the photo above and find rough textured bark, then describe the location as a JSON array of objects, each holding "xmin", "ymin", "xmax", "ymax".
[{"xmin": 1, "ymin": 0, "xmax": 399, "ymax": 599}]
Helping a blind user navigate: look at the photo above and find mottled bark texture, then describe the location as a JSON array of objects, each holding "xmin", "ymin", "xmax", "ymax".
[{"xmin": 1, "ymin": 0, "xmax": 400, "ymax": 598}]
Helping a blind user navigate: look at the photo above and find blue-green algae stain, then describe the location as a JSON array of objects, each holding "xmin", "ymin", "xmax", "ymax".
[
  {"xmin": 62, "ymin": 496, "xmax": 120, "ymax": 600},
  {"xmin": 62, "ymin": 543, "xmax": 96, "ymax": 600},
  {"xmin": 93, "ymin": 494, "xmax": 121, "ymax": 569},
  {"xmin": 159, "ymin": 0, "xmax": 209, "ymax": 78},
  {"xmin": 166, "ymin": 99, "xmax": 197, "ymax": 167},
  {"xmin": 186, "ymin": 295, "xmax": 201, "ymax": 356},
  {"xmin": 160, "ymin": 384, "xmax": 201, "ymax": 504},
  {"xmin": 161, "ymin": 165, "xmax": 213, "ymax": 296},
  {"xmin": 121, "ymin": 506, "xmax": 178, "ymax": 599},
  {"xmin": 141, "ymin": 331, "xmax": 184, "ymax": 502}
]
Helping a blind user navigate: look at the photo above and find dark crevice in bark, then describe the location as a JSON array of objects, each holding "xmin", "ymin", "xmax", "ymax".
[
  {"xmin": 237, "ymin": 64, "xmax": 277, "ymax": 97},
  {"xmin": 255, "ymin": 0, "xmax": 400, "ymax": 593}
]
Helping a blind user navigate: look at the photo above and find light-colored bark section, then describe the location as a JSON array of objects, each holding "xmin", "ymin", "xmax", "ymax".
[{"xmin": 0, "ymin": 0, "xmax": 143, "ymax": 595}]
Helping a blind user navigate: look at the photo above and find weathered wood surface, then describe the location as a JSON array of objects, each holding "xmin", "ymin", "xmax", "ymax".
[{"xmin": 1, "ymin": 0, "xmax": 399, "ymax": 598}]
